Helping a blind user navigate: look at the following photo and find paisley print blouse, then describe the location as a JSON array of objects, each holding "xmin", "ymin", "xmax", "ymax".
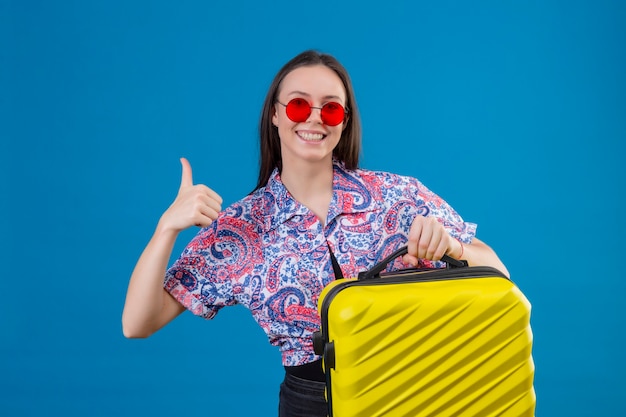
[{"xmin": 164, "ymin": 160, "xmax": 477, "ymax": 366}]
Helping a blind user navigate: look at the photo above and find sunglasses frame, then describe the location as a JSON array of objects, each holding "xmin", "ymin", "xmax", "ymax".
[{"xmin": 276, "ymin": 98, "xmax": 349, "ymax": 126}]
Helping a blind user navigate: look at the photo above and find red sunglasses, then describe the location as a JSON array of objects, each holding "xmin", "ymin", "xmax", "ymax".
[{"xmin": 276, "ymin": 98, "xmax": 348, "ymax": 126}]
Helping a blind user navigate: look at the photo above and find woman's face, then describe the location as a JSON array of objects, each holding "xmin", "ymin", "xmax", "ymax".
[{"xmin": 272, "ymin": 65, "xmax": 347, "ymax": 169}]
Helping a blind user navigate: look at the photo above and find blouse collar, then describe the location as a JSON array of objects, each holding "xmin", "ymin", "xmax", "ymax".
[{"xmin": 257, "ymin": 160, "xmax": 381, "ymax": 232}]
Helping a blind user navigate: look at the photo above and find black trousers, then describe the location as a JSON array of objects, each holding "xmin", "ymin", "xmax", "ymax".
[{"xmin": 278, "ymin": 373, "xmax": 328, "ymax": 417}]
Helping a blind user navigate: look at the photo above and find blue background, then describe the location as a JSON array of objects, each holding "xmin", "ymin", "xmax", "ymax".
[{"xmin": 2, "ymin": 1, "xmax": 624, "ymax": 415}]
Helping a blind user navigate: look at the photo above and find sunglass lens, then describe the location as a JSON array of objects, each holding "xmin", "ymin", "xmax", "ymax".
[
  {"xmin": 321, "ymin": 102, "xmax": 345, "ymax": 126},
  {"xmin": 285, "ymin": 98, "xmax": 311, "ymax": 122}
]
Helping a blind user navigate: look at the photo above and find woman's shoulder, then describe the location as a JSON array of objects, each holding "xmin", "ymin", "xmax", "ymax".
[
  {"xmin": 216, "ymin": 188, "xmax": 270, "ymax": 230},
  {"xmin": 343, "ymin": 164, "xmax": 420, "ymax": 190}
]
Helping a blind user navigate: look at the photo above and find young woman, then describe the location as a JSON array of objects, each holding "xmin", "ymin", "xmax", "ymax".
[{"xmin": 122, "ymin": 50, "xmax": 509, "ymax": 417}]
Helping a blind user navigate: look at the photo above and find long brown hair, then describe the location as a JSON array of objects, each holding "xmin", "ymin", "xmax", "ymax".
[{"xmin": 254, "ymin": 50, "xmax": 362, "ymax": 191}]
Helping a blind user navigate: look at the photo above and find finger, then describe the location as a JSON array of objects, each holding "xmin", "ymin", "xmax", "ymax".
[
  {"xmin": 196, "ymin": 184, "xmax": 224, "ymax": 205},
  {"xmin": 194, "ymin": 214, "xmax": 214, "ymax": 228},
  {"xmin": 407, "ymin": 216, "xmax": 425, "ymax": 259},
  {"xmin": 195, "ymin": 194, "xmax": 221, "ymax": 218},
  {"xmin": 417, "ymin": 222, "xmax": 434, "ymax": 259},
  {"xmin": 179, "ymin": 157, "xmax": 193, "ymax": 189},
  {"xmin": 206, "ymin": 198, "xmax": 222, "ymax": 216},
  {"xmin": 402, "ymin": 254, "xmax": 419, "ymax": 267},
  {"xmin": 191, "ymin": 205, "xmax": 218, "ymax": 228},
  {"xmin": 424, "ymin": 222, "xmax": 443, "ymax": 260},
  {"xmin": 433, "ymin": 237, "xmax": 449, "ymax": 261},
  {"xmin": 199, "ymin": 204, "xmax": 221, "ymax": 222},
  {"xmin": 195, "ymin": 193, "xmax": 222, "ymax": 215}
]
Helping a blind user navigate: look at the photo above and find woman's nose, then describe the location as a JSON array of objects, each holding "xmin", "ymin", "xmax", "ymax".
[{"xmin": 306, "ymin": 106, "xmax": 323, "ymax": 123}]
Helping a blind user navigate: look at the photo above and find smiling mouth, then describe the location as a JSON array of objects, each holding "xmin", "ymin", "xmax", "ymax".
[{"xmin": 297, "ymin": 131, "xmax": 326, "ymax": 142}]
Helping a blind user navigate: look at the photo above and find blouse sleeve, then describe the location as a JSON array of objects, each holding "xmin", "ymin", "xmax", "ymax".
[{"xmin": 164, "ymin": 221, "xmax": 237, "ymax": 319}]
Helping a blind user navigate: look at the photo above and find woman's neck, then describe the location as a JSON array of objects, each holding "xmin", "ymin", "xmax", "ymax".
[{"xmin": 280, "ymin": 159, "xmax": 334, "ymax": 226}]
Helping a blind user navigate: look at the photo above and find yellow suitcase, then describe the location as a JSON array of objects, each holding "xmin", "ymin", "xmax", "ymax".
[{"xmin": 313, "ymin": 246, "xmax": 535, "ymax": 417}]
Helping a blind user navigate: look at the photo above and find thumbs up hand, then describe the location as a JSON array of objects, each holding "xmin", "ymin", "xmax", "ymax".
[{"xmin": 159, "ymin": 158, "xmax": 223, "ymax": 232}]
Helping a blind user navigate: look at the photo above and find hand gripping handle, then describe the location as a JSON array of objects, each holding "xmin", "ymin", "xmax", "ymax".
[{"xmin": 358, "ymin": 246, "xmax": 467, "ymax": 280}]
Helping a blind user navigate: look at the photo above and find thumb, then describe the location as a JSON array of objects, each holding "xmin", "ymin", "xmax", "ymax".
[{"xmin": 179, "ymin": 157, "xmax": 193, "ymax": 188}]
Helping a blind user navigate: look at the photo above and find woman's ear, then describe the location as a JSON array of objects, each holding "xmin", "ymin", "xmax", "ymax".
[{"xmin": 272, "ymin": 106, "xmax": 279, "ymax": 127}]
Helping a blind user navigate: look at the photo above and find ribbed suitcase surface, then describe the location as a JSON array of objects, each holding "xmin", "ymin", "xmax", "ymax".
[{"xmin": 316, "ymin": 262, "xmax": 535, "ymax": 417}]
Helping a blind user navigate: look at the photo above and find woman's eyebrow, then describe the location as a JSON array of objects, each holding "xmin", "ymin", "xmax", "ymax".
[{"xmin": 286, "ymin": 90, "xmax": 343, "ymax": 101}]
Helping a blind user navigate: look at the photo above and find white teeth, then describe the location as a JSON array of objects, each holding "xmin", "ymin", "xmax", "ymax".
[{"xmin": 299, "ymin": 132, "xmax": 325, "ymax": 141}]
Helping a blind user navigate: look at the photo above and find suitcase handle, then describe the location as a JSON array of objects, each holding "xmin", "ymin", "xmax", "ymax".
[{"xmin": 358, "ymin": 246, "xmax": 467, "ymax": 280}]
